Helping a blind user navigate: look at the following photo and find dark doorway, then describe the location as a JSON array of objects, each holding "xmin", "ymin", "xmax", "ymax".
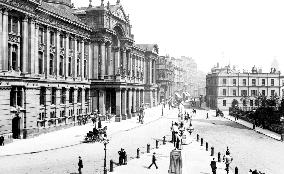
[{"xmin": 12, "ymin": 116, "xmax": 21, "ymax": 139}]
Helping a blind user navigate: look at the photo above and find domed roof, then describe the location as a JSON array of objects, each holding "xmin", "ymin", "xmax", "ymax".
[{"xmin": 43, "ymin": 0, "xmax": 73, "ymax": 8}]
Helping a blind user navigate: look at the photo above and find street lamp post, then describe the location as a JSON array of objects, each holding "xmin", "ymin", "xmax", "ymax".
[{"xmin": 103, "ymin": 139, "xmax": 109, "ymax": 174}]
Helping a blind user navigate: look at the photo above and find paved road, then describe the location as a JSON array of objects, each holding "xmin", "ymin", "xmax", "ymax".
[
  {"xmin": 0, "ymin": 112, "xmax": 175, "ymax": 174},
  {"xmin": 189, "ymin": 109, "xmax": 284, "ymax": 174}
]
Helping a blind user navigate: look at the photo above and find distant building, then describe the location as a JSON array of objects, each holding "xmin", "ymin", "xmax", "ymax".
[{"xmin": 206, "ymin": 64, "xmax": 283, "ymax": 110}]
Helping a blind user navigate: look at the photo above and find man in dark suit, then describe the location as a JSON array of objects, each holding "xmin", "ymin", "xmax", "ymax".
[
  {"xmin": 210, "ymin": 158, "xmax": 217, "ymax": 174},
  {"xmin": 78, "ymin": 156, "xmax": 83, "ymax": 174},
  {"xmin": 148, "ymin": 152, "xmax": 158, "ymax": 169}
]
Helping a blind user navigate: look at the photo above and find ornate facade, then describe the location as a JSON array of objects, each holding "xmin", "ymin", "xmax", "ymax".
[{"xmin": 0, "ymin": 0, "xmax": 158, "ymax": 142}]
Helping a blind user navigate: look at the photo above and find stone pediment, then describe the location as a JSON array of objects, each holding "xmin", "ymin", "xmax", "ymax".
[{"xmin": 110, "ymin": 5, "xmax": 128, "ymax": 23}]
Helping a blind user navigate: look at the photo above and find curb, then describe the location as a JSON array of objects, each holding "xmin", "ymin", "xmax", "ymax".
[
  {"xmin": 223, "ymin": 115, "xmax": 281, "ymax": 141},
  {"xmin": 0, "ymin": 111, "xmax": 166, "ymax": 158}
]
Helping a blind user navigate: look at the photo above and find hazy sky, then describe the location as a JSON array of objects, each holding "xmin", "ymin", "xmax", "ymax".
[{"xmin": 73, "ymin": 0, "xmax": 284, "ymax": 73}]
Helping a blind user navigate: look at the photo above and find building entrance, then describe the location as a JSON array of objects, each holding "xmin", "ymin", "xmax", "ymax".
[{"xmin": 12, "ymin": 116, "xmax": 21, "ymax": 139}]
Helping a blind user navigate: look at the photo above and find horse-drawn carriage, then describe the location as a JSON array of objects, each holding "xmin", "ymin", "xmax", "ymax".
[{"xmin": 84, "ymin": 126, "xmax": 107, "ymax": 143}]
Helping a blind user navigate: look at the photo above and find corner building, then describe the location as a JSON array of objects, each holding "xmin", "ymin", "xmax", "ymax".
[{"xmin": 0, "ymin": 0, "xmax": 158, "ymax": 142}]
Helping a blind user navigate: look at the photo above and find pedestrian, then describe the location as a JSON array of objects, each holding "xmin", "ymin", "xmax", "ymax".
[
  {"xmin": 118, "ymin": 148, "xmax": 123, "ymax": 165},
  {"xmin": 98, "ymin": 117, "xmax": 102, "ymax": 129},
  {"xmin": 206, "ymin": 112, "xmax": 209, "ymax": 119},
  {"xmin": 148, "ymin": 152, "xmax": 158, "ymax": 169},
  {"xmin": 0, "ymin": 136, "xmax": 4, "ymax": 146},
  {"xmin": 175, "ymin": 133, "xmax": 181, "ymax": 150},
  {"xmin": 210, "ymin": 158, "xmax": 217, "ymax": 174},
  {"xmin": 224, "ymin": 151, "xmax": 233, "ymax": 174},
  {"xmin": 78, "ymin": 156, "xmax": 83, "ymax": 174}
]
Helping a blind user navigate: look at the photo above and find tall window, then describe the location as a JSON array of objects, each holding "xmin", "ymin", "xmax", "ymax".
[
  {"xmin": 233, "ymin": 90, "xmax": 236, "ymax": 96},
  {"xmin": 85, "ymin": 88, "xmax": 89, "ymax": 102},
  {"xmin": 233, "ymin": 79, "xmax": 236, "ymax": 86},
  {"xmin": 77, "ymin": 58, "xmax": 80, "ymax": 77},
  {"xmin": 59, "ymin": 56, "xmax": 64, "ymax": 76},
  {"xmin": 68, "ymin": 57, "xmax": 72, "ymax": 76},
  {"xmin": 262, "ymin": 79, "xmax": 265, "ymax": 86},
  {"xmin": 39, "ymin": 28, "xmax": 44, "ymax": 44},
  {"xmin": 241, "ymin": 90, "xmax": 247, "ymax": 96},
  {"xmin": 40, "ymin": 87, "xmax": 46, "ymax": 105},
  {"xmin": 250, "ymin": 100, "xmax": 253, "ymax": 106},
  {"xmin": 271, "ymin": 79, "xmax": 274, "ymax": 86},
  {"xmin": 49, "ymin": 54, "xmax": 54, "ymax": 75},
  {"xmin": 50, "ymin": 31, "xmax": 54, "ymax": 45},
  {"xmin": 223, "ymin": 100, "xmax": 226, "ymax": 106},
  {"xmin": 61, "ymin": 88, "xmax": 66, "ymax": 104},
  {"xmin": 11, "ymin": 45, "xmax": 17, "ymax": 70},
  {"xmin": 243, "ymin": 79, "xmax": 246, "ymax": 86},
  {"xmin": 223, "ymin": 79, "xmax": 226, "ymax": 85},
  {"xmin": 262, "ymin": 90, "xmax": 265, "ymax": 96},
  {"xmin": 84, "ymin": 59, "xmax": 87, "ymax": 78},
  {"xmin": 60, "ymin": 35, "xmax": 64, "ymax": 48},
  {"xmin": 222, "ymin": 89, "xmax": 226, "ymax": 96},
  {"xmin": 271, "ymin": 90, "xmax": 275, "ymax": 96},
  {"xmin": 251, "ymin": 90, "xmax": 257, "ymax": 96},
  {"xmin": 10, "ymin": 87, "xmax": 23, "ymax": 107},
  {"xmin": 252, "ymin": 79, "xmax": 256, "ymax": 86},
  {"xmin": 69, "ymin": 88, "xmax": 74, "ymax": 104},
  {"xmin": 39, "ymin": 52, "xmax": 43, "ymax": 74},
  {"xmin": 51, "ymin": 88, "xmax": 56, "ymax": 105},
  {"xmin": 77, "ymin": 88, "xmax": 82, "ymax": 103}
]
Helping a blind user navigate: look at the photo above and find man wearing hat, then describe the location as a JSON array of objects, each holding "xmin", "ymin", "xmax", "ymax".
[
  {"xmin": 148, "ymin": 152, "xmax": 158, "ymax": 169},
  {"xmin": 78, "ymin": 156, "xmax": 83, "ymax": 174}
]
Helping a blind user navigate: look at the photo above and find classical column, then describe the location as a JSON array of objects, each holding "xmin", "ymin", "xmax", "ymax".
[
  {"xmin": 122, "ymin": 48, "xmax": 127, "ymax": 71},
  {"xmin": 56, "ymin": 30, "xmax": 60, "ymax": 77},
  {"xmin": 132, "ymin": 89, "xmax": 136, "ymax": 117},
  {"xmin": 74, "ymin": 38, "xmax": 78, "ymax": 78},
  {"xmin": 153, "ymin": 60, "xmax": 156, "ymax": 84},
  {"xmin": 88, "ymin": 42, "xmax": 92, "ymax": 79},
  {"xmin": 65, "ymin": 35, "xmax": 69, "ymax": 77},
  {"xmin": 34, "ymin": 23, "xmax": 39, "ymax": 74},
  {"xmin": 1, "ymin": 9, "xmax": 8, "ymax": 71},
  {"xmin": 127, "ymin": 89, "xmax": 132, "ymax": 119},
  {"xmin": 29, "ymin": 18, "xmax": 35, "ymax": 74},
  {"xmin": 21, "ymin": 16, "xmax": 29, "ymax": 73},
  {"xmin": 128, "ymin": 52, "xmax": 132, "ymax": 80},
  {"xmin": 99, "ymin": 90, "xmax": 106, "ymax": 116},
  {"xmin": 115, "ymin": 88, "xmax": 121, "ymax": 122},
  {"xmin": 107, "ymin": 45, "xmax": 112, "ymax": 76},
  {"xmin": 149, "ymin": 59, "xmax": 152, "ymax": 84},
  {"xmin": 45, "ymin": 27, "xmax": 51, "ymax": 76},
  {"xmin": 100, "ymin": 42, "xmax": 106, "ymax": 78},
  {"xmin": 114, "ymin": 47, "xmax": 120, "ymax": 75},
  {"xmin": 140, "ymin": 90, "xmax": 144, "ymax": 105},
  {"xmin": 93, "ymin": 42, "xmax": 99, "ymax": 79},
  {"xmin": 81, "ymin": 40, "xmax": 85, "ymax": 79},
  {"xmin": 136, "ymin": 89, "xmax": 140, "ymax": 110},
  {"xmin": 121, "ymin": 89, "xmax": 127, "ymax": 120},
  {"xmin": 0, "ymin": 10, "xmax": 3, "ymax": 70}
]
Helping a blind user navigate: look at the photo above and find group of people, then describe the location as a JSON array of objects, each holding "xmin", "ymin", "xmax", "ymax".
[
  {"xmin": 138, "ymin": 105, "xmax": 145, "ymax": 124},
  {"xmin": 210, "ymin": 147, "xmax": 233, "ymax": 174},
  {"xmin": 249, "ymin": 169, "xmax": 266, "ymax": 174},
  {"xmin": 118, "ymin": 148, "xmax": 127, "ymax": 165}
]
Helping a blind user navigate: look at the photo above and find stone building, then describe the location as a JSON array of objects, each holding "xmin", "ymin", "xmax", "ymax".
[
  {"xmin": 206, "ymin": 64, "xmax": 283, "ymax": 110},
  {"xmin": 0, "ymin": 0, "xmax": 158, "ymax": 142}
]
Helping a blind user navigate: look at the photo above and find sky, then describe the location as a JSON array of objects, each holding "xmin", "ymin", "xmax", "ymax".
[{"xmin": 72, "ymin": 0, "xmax": 284, "ymax": 74}]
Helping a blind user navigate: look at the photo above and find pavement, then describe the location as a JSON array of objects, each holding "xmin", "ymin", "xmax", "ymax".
[
  {"xmin": 0, "ymin": 105, "xmax": 171, "ymax": 157},
  {"xmin": 222, "ymin": 111, "xmax": 282, "ymax": 141},
  {"xmin": 111, "ymin": 134, "xmax": 231, "ymax": 174}
]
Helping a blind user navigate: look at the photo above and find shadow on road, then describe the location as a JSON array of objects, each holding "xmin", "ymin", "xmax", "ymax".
[{"xmin": 194, "ymin": 119, "xmax": 250, "ymax": 130}]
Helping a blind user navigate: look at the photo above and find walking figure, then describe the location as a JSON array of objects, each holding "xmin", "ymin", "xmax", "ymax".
[
  {"xmin": 148, "ymin": 152, "xmax": 158, "ymax": 169},
  {"xmin": 206, "ymin": 112, "xmax": 209, "ymax": 119},
  {"xmin": 224, "ymin": 150, "xmax": 233, "ymax": 174},
  {"xmin": 78, "ymin": 156, "xmax": 83, "ymax": 174},
  {"xmin": 210, "ymin": 158, "xmax": 217, "ymax": 174}
]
